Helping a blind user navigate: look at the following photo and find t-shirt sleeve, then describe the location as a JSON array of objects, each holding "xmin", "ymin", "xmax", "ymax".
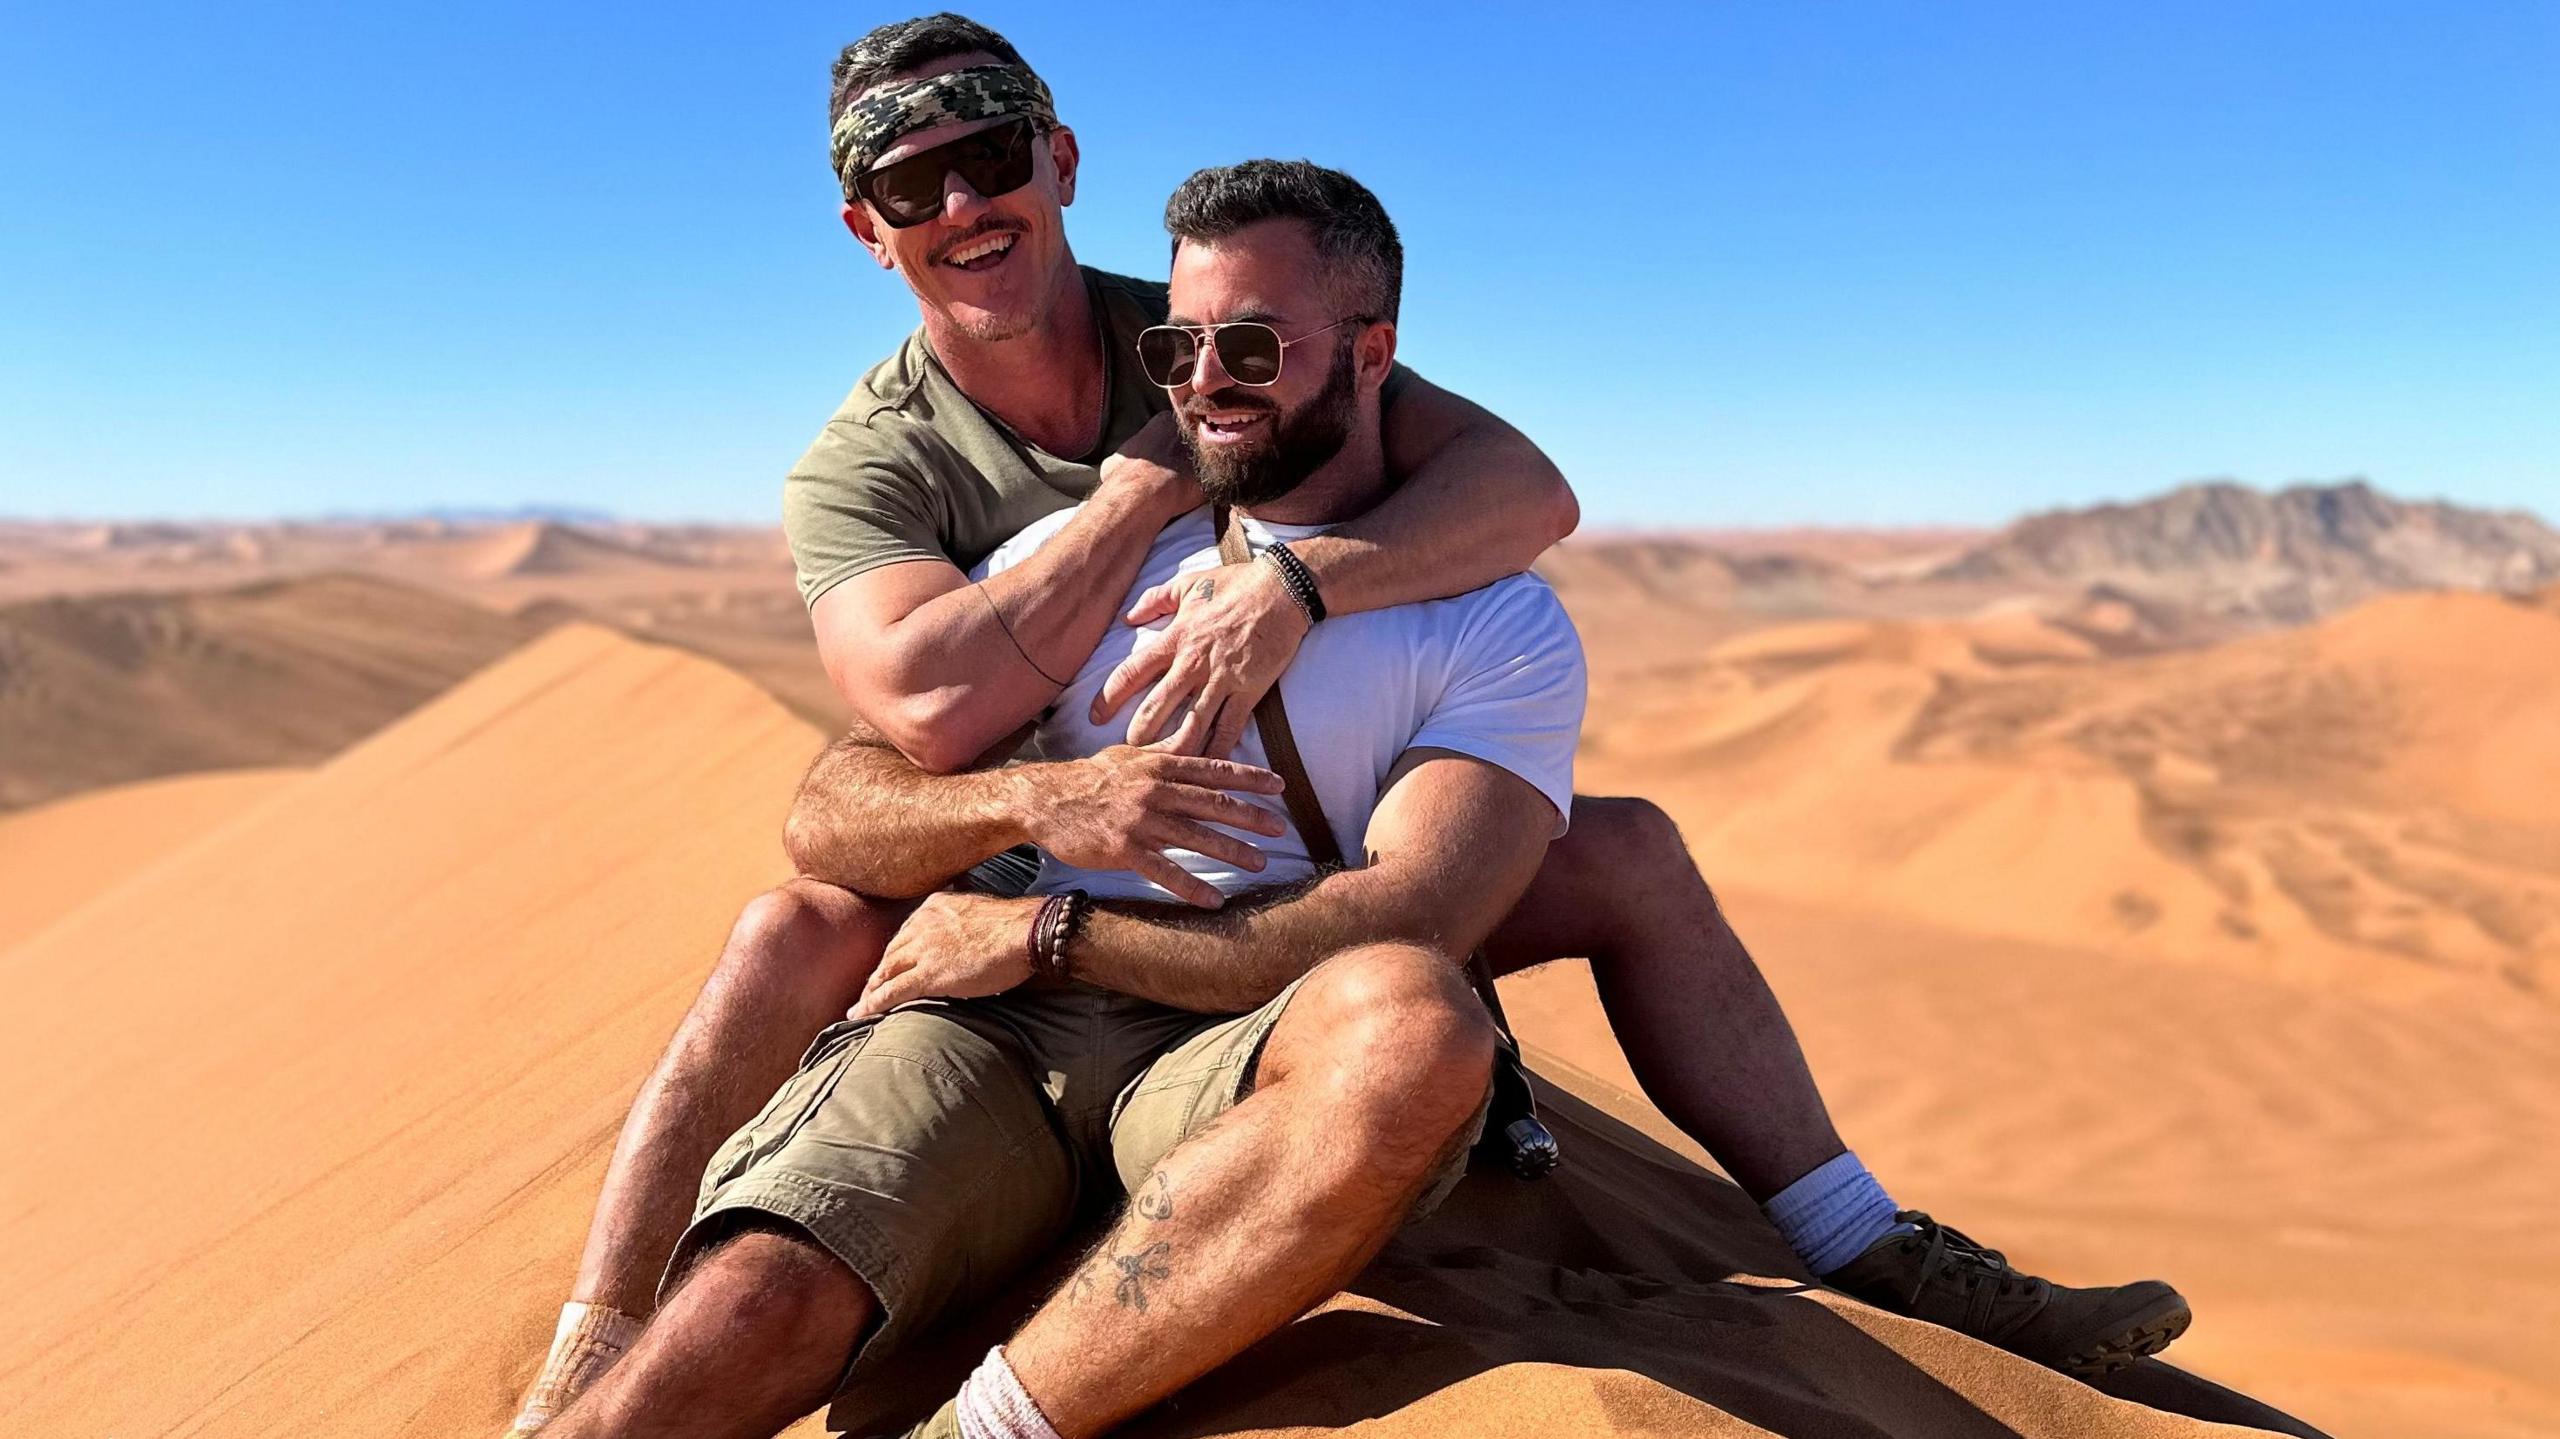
[
  {"xmin": 1407, "ymin": 578, "xmax": 1587, "ymax": 837},
  {"xmin": 782, "ymin": 418, "xmax": 954, "ymax": 608}
]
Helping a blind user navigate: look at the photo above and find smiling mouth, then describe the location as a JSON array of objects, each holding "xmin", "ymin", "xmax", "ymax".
[
  {"xmin": 1190, "ymin": 406, "xmax": 1273, "ymax": 442},
  {"xmin": 938, "ymin": 230, "xmax": 1019, "ymax": 271}
]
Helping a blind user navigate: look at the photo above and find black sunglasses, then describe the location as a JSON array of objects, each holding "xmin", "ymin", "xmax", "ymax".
[
  {"xmin": 1135, "ymin": 316, "xmax": 1372, "ymax": 389},
  {"xmin": 852, "ymin": 116, "xmax": 1039, "ymax": 229}
]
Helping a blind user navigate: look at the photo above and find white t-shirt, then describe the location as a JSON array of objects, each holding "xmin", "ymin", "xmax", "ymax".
[{"xmin": 971, "ymin": 504, "xmax": 1587, "ymax": 904}]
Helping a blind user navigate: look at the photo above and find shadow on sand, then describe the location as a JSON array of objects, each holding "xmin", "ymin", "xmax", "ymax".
[{"xmin": 828, "ymin": 1069, "xmax": 2328, "ymax": 1439}]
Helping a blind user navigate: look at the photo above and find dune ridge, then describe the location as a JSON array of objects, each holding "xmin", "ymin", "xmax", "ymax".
[
  {"xmin": 0, "ymin": 768, "xmax": 302, "ymax": 948},
  {"xmin": 0, "ymin": 572, "xmax": 542, "ymax": 810}
]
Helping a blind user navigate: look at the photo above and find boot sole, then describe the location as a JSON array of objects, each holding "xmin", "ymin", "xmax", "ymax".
[{"xmin": 2061, "ymin": 1297, "xmax": 2193, "ymax": 1378}]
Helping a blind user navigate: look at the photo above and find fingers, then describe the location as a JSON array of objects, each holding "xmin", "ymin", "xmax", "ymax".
[
  {"xmin": 1124, "ymin": 580, "xmax": 1178, "ymax": 627},
  {"xmin": 1160, "ymin": 784, "xmax": 1288, "ymax": 837},
  {"xmin": 1126, "ymin": 654, "xmax": 1205, "ymax": 746},
  {"xmin": 1152, "ymin": 694, "xmax": 1221, "ymax": 757},
  {"xmin": 1202, "ymin": 684, "xmax": 1255, "ymax": 760},
  {"xmin": 851, "ymin": 970, "xmax": 924, "ymax": 1021},
  {"xmin": 1151, "ymin": 755, "xmax": 1286, "ymax": 796},
  {"xmin": 1092, "ymin": 642, "xmax": 1173, "ymax": 725},
  {"xmin": 851, "ymin": 951, "xmax": 912, "ymax": 1020},
  {"xmin": 1153, "ymin": 818, "xmax": 1268, "ymax": 873},
  {"xmin": 1133, "ymin": 851, "xmax": 1225, "ymax": 909}
]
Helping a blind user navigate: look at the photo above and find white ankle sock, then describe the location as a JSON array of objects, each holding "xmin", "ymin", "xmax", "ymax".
[
  {"xmin": 508, "ymin": 1300, "xmax": 644, "ymax": 1434},
  {"xmin": 953, "ymin": 1346, "xmax": 1063, "ymax": 1439}
]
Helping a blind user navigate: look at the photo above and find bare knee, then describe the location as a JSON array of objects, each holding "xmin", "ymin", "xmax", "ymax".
[
  {"xmin": 662, "ymin": 1221, "xmax": 873, "ymax": 1385},
  {"xmin": 1563, "ymin": 795, "xmax": 1722, "ymax": 921},
  {"xmin": 721, "ymin": 879, "xmax": 900, "ymax": 997},
  {"xmin": 1281, "ymin": 944, "xmax": 1495, "ymax": 1154}
]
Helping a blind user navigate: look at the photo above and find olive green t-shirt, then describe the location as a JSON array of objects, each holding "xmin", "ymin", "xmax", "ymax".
[
  {"xmin": 783, "ymin": 266, "xmax": 1176, "ymax": 607},
  {"xmin": 783, "ymin": 264, "xmax": 1412, "ymax": 607}
]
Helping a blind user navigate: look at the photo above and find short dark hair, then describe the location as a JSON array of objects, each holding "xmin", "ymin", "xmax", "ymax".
[
  {"xmin": 828, "ymin": 14, "xmax": 1039, "ymax": 162},
  {"xmin": 1163, "ymin": 160, "xmax": 1403, "ymax": 324}
]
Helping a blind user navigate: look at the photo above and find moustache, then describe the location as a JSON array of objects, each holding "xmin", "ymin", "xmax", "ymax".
[{"xmin": 1180, "ymin": 391, "xmax": 1280, "ymax": 422}]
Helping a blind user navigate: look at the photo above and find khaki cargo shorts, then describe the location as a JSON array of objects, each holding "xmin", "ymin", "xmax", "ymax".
[{"xmin": 667, "ymin": 974, "xmax": 1476, "ymax": 1374}]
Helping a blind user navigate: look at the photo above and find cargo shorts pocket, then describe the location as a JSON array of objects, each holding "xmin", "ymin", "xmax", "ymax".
[
  {"xmin": 672, "ymin": 1004, "xmax": 1078, "ymax": 1374},
  {"xmin": 694, "ymin": 1016, "xmax": 875, "ymax": 1214}
]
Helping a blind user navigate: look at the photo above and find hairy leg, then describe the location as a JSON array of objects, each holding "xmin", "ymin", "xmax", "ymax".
[
  {"xmin": 548, "ymin": 1222, "xmax": 876, "ymax": 1439},
  {"xmin": 1002, "ymin": 944, "xmax": 1495, "ymax": 1438},
  {"xmin": 1483, "ymin": 796, "xmax": 1845, "ymax": 1201},
  {"xmin": 573, "ymin": 879, "xmax": 909, "ymax": 1315}
]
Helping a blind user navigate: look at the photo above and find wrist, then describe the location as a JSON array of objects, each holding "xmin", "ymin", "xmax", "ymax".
[
  {"xmin": 1259, "ymin": 542, "xmax": 1327, "ymax": 624},
  {"xmin": 1027, "ymin": 889, "xmax": 1090, "ymax": 981},
  {"xmin": 1096, "ymin": 462, "xmax": 1196, "ymax": 526},
  {"xmin": 996, "ymin": 763, "xmax": 1063, "ymax": 851}
]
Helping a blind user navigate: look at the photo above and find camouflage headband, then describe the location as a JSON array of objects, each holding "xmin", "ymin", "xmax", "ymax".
[{"xmin": 830, "ymin": 63, "xmax": 1059, "ymax": 197}]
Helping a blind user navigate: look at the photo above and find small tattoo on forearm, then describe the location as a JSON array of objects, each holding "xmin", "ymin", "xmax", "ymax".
[
  {"xmin": 1135, "ymin": 1170, "xmax": 1174, "ymax": 1221},
  {"xmin": 1112, "ymin": 1240, "xmax": 1173, "ymax": 1311}
]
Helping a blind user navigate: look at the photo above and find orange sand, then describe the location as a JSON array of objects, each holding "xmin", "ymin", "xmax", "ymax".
[
  {"xmin": 5, "ymin": 571, "xmax": 2555, "ymax": 1434},
  {"xmin": 0, "ymin": 768, "xmax": 300, "ymax": 948}
]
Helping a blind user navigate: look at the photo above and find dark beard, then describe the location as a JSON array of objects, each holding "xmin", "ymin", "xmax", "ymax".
[{"xmin": 1179, "ymin": 340, "xmax": 1358, "ymax": 509}]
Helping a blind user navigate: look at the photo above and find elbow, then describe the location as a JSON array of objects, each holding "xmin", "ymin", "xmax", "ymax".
[
  {"xmin": 780, "ymin": 803, "xmax": 832, "ymax": 880},
  {"xmin": 782, "ymin": 801, "xmax": 924, "ymax": 898},
  {"xmin": 1539, "ymin": 460, "xmax": 1581, "ymax": 547},
  {"xmin": 868, "ymin": 694, "xmax": 982, "ymax": 776}
]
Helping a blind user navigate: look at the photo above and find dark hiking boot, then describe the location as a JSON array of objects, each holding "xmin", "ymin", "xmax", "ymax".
[{"xmin": 1824, "ymin": 1210, "xmax": 2191, "ymax": 1378}]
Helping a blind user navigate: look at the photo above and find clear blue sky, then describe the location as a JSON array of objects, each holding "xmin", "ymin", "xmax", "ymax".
[{"xmin": 5, "ymin": 1, "xmax": 2554, "ymax": 528}]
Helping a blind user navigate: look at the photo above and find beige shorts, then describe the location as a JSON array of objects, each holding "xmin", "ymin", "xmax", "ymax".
[{"xmin": 669, "ymin": 975, "xmax": 1475, "ymax": 1375}]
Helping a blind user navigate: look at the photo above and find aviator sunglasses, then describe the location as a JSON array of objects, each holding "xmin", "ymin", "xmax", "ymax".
[
  {"xmin": 1135, "ymin": 316, "xmax": 1372, "ymax": 389},
  {"xmin": 853, "ymin": 116, "xmax": 1040, "ymax": 229}
]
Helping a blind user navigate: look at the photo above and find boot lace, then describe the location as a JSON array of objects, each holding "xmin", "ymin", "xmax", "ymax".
[{"xmin": 1897, "ymin": 1211, "xmax": 2046, "ymax": 1332}]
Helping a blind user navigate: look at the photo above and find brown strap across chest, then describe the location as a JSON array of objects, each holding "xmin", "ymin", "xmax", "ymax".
[
  {"xmin": 1207, "ymin": 506, "xmax": 1559, "ymax": 1177},
  {"xmin": 1213, "ymin": 506, "xmax": 1344, "ymax": 871}
]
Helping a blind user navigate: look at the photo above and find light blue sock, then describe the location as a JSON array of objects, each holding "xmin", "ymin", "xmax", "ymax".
[{"xmin": 1761, "ymin": 1150, "xmax": 1912, "ymax": 1276}]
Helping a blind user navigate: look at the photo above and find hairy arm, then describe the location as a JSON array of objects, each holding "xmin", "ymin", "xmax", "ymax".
[
  {"xmin": 1062, "ymin": 748, "xmax": 1557, "ymax": 1012},
  {"xmin": 782, "ymin": 723, "xmax": 1286, "ymax": 909},
  {"xmin": 810, "ymin": 414, "xmax": 1196, "ymax": 773},
  {"xmin": 1311, "ymin": 374, "xmax": 1580, "ymax": 611}
]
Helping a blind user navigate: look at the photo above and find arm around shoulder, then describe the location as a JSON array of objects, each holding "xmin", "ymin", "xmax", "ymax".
[{"xmin": 1288, "ymin": 375, "xmax": 1578, "ymax": 619}]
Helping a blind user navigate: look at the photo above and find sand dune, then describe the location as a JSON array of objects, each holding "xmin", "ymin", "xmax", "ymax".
[
  {"xmin": 0, "ymin": 572, "xmax": 542, "ymax": 810},
  {"xmin": 1568, "ymin": 591, "xmax": 2560, "ymax": 1000},
  {"xmin": 5, "ymin": 528, "xmax": 2554, "ymax": 1435},
  {"xmin": 1503, "ymin": 896, "xmax": 2560, "ymax": 1439},
  {"xmin": 0, "ymin": 626, "xmax": 819, "ymax": 1439},
  {"xmin": 0, "ymin": 767, "xmax": 300, "ymax": 948},
  {"xmin": 0, "ymin": 626, "xmax": 2339, "ymax": 1439},
  {"xmin": 447, "ymin": 521, "xmax": 698, "ymax": 580}
]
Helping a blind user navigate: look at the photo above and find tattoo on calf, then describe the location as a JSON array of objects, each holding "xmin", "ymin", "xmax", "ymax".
[
  {"xmin": 1135, "ymin": 1170, "xmax": 1175, "ymax": 1221},
  {"xmin": 1112, "ymin": 1241, "xmax": 1174, "ymax": 1312}
]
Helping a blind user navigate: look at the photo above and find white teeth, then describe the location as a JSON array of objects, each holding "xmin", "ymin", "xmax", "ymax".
[{"xmin": 945, "ymin": 233, "xmax": 1015, "ymax": 266}]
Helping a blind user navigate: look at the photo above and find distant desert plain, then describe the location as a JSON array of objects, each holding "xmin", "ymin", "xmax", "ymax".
[{"xmin": 3, "ymin": 479, "xmax": 2556, "ymax": 1438}]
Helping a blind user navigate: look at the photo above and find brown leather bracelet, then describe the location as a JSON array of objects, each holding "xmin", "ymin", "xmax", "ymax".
[{"xmin": 1028, "ymin": 890, "xmax": 1088, "ymax": 982}]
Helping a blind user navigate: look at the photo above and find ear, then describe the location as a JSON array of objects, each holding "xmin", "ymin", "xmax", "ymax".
[
  {"xmin": 1356, "ymin": 319, "xmax": 1398, "ymax": 392},
  {"xmin": 840, "ymin": 202, "xmax": 898, "ymax": 271},
  {"xmin": 1046, "ymin": 125, "xmax": 1081, "ymax": 207}
]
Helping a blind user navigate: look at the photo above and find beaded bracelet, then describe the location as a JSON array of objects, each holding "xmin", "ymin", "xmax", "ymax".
[
  {"xmin": 1026, "ymin": 889, "xmax": 1089, "ymax": 982},
  {"xmin": 1260, "ymin": 541, "xmax": 1328, "ymax": 624}
]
